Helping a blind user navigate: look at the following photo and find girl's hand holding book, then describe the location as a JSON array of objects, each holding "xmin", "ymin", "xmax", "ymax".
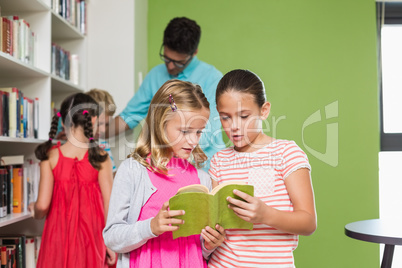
[
  {"xmin": 202, "ymin": 224, "xmax": 226, "ymax": 250},
  {"xmin": 151, "ymin": 201, "xmax": 185, "ymax": 236},
  {"xmin": 227, "ymin": 189, "xmax": 271, "ymax": 224}
]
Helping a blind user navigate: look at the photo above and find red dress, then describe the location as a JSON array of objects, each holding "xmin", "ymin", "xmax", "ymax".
[{"xmin": 36, "ymin": 144, "xmax": 107, "ymax": 268}]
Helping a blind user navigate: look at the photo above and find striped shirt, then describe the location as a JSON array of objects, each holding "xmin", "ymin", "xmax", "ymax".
[{"xmin": 208, "ymin": 139, "xmax": 311, "ymax": 268}]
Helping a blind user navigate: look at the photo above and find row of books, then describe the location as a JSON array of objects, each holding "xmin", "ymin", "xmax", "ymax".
[
  {"xmin": 51, "ymin": 0, "xmax": 87, "ymax": 35},
  {"xmin": 0, "ymin": 15, "xmax": 36, "ymax": 66},
  {"xmin": 0, "ymin": 155, "xmax": 39, "ymax": 218},
  {"xmin": 51, "ymin": 43, "xmax": 79, "ymax": 85},
  {"xmin": 0, "ymin": 88, "xmax": 39, "ymax": 139},
  {"xmin": 0, "ymin": 235, "xmax": 40, "ymax": 268}
]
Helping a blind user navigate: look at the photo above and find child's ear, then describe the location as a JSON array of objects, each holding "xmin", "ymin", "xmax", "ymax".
[
  {"xmin": 91, "ymin": 116, "xmax": 98, "ymax": 126},
  {"xmin": 260, "ymin": 101, "xmax": 271, "ymax": 120}
]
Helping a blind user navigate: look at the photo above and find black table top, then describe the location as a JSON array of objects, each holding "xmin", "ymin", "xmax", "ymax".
[{"xmin": 345, "ymin": 219, "xmax": 402, "ymax": 245}]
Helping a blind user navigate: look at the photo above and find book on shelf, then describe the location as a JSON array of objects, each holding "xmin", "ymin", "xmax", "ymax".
[
  {"xmin": 0, "ymin": 87, "xmax": 39, "ymax": 139},
  {"xmin": 12, "ymin": 167, "xmax": 23, "ymax": 213},
  {"xmin": 70, "ymin": 54, "xmax": 79, "ymax": 85},
  {"xmin": 0, "ymin": 169, "xmax": 7, "ymax": 218},
  {"xmin": 52, "ymin": 43, "xmax": 77, "ymax": 82},
  {"xmin": 0, "ymin": 235, "xmax": 40, "ymax": 268},
  {"xmin": 52, "ymin": 0, "xmax": 87, "ymax": 34},
  {"xmin": 0, "ymin": 91, "xmax": 3, "ymax": 136},
  {"xmin": 0, "ymin": 235, "xmax": 26, "ymax": 268},
  {"xmin": 169, "ymin": 181, "xmax": 254, "ymax": 239},
  {"xmin": 0, "ymin": 88, "xmax": 17, "ymax": 138},
  {"xmin": 34, "ymin": 98, "xmax": 39, "ymax": 138},
  {"xmin": 0, "ymin": 15, "xmax": 36, "ymax": 66},
  {"xmin": 0, "ymin": 155, "xmax": 39, "ymax": 217}
]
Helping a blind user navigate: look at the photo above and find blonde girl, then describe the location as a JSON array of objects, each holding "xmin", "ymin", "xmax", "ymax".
[{"xmin": 103, "ymin": 80, "xmax": 225, "ymax": 268}]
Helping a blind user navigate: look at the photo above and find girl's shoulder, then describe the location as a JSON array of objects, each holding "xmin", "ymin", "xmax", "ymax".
[
  {"xmin": 47, "ymin": 146, "xmax": 60, "ymax": 169},
  {"xmin": 114, "ymin": 157, "xmax": 152, "ymax": 188},
  {"xmin": 214, "ymin": 146, "xmax": 236, "ymax": 157},
  {"xmin": 270, "ymin": 139, "xmax": 303, "ymax": 152},
  {"xmin": 116, "ymin": 158, "xmax": 148, "ymax": 178}
]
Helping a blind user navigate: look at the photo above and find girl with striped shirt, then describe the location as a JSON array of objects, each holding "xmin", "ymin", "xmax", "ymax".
[{"xmin": 208, "ymin": 69, "xmax": 317, "ymax": 268}]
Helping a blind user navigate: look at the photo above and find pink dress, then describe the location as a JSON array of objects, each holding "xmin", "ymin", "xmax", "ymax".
[{"xmin": 129, "ymin": 158, "xmax": 207, "ymax": 268}]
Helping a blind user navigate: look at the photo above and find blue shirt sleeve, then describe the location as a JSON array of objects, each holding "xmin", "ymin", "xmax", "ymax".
[
  {"xmin": 191, "ymin": 64, "xmax": 225, "ymax": 172},
  {"xmin": 119, "ymin": 66, "xmax": 165, "ymax": 129}
]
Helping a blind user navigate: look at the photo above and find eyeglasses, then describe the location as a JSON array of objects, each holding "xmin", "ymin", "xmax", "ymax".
[{"xmin": 159, "ymin": 45, "xmax": 193, "ymax": 68}]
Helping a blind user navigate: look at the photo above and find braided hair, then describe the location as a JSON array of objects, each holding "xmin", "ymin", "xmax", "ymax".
[{"xmin": 35, "ymin": 93, "xmax": 108, "ymax": 170}]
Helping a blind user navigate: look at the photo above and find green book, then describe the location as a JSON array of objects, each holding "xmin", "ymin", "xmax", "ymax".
[{"xmin": 169, "ymin": 181, "xmax": 254, "ymax": 239}]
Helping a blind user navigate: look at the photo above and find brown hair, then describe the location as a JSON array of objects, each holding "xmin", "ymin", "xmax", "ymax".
[{"xmin": 131, "ymin": 79, "xmax": 210, "ymax": 174}]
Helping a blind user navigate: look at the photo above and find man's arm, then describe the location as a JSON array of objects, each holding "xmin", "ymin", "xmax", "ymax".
[
  {"xmin": 110, "ymin": 115, "xmax": 130, "ymax": 137},
  {"xmin": 109, "ymin": 67, "xmax": 163, "ymax": 138}
]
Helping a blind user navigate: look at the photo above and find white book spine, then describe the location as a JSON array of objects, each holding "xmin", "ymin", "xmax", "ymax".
[{"xmin": 70, "ymin": 54, "xmax": 79, "ymax": 85}]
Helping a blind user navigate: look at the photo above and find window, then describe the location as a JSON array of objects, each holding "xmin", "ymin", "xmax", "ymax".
[{"xmin": 377, "ymin": 2, "xmax": 402, "ymax": 266}]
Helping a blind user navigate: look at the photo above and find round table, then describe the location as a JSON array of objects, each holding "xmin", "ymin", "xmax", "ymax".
[{"xmin": 345, "ymin": 219, "xmax": 402, "ymax": 268}]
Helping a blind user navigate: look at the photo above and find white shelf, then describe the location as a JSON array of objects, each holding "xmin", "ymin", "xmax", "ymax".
[
  {"xmin": 0, "ymin": 136, "xmax": 47, "ymax": 144},
  {"xmin": 0, "ymin": 212, "xmax": 32, "ymax": 228},
  {"xmin": 51, "ymin": 11, "xmax": 85, "ymax": 40},
  {"xmin": 51, "ymin": 74, "xmax": 85, "ymax": 93},
  {"xmin": 0, "ymin": 0, "xmax": 89, "ymax": 232},
  {"xmin": 0, "ymin": 52, "xmax": 48, "ymax": 78},
  {"xmin": 0, "ymin": 0, "xmax": 49, "ymax": 12}
]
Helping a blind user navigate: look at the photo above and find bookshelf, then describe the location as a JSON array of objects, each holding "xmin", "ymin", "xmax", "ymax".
[
  {"xmin": 0, "ymin": 212, "xmax": 32, "ymax": 228},
  {"xmin": 0, "ymin": 0, "xmax": 87, "ymax": 232}
]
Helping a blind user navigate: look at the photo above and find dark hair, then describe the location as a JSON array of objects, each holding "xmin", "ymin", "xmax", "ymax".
[
  {"xmin": 216, "ymin": 69, "xmax": 266, "ymax": 107},
  {"xmin": 35, "ymin": 93, "xmax": 108, "ymax": 170},
  {"xmin": 163, "ymin": 17, "xmax": 201, "ymax": 55}
]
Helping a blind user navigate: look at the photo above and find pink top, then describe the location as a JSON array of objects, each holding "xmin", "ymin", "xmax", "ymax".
[{"xmin": 129, "ymin": 158, "xmax": 207, "ymax": 268}]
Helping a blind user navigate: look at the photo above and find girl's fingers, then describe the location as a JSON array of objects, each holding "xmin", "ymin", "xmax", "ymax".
[
  {"xmin": 229, "ymin": 204, "xmax": 251, "ymax": 219},
  {"xmin": 164, "ymin": 225, "xmax": 180, "ymax": 232},
  {"xmin": 202, "ymin": 229, "xmax": 216, "ymax": 244},
  {"xmin": 233, "ymin": 189, "xmax": 253, "ymax": 202},
  {"xmin": 161, "ymin": 201, "xmax": 170, "ymax": 211},
  {"xmin": 227, "ymin": 196, "xmax": 248, "ymax": 209},
  {"xmin": 215, "ymin": 224, "xmax": 226, "ymax": 236},
  {"xmin": 166, "ymin": 209, "xmax": 185, "ymax": 218},
  {"xmin": 204, "ymin": 226, "xmax": 219, "ymax": 237},
  {"xmin": 167, "ymin": 218, "xmax": 185, "ymax": 225}
]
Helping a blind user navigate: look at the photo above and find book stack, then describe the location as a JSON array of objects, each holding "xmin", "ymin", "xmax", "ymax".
[
  {"xmin": 51, "ymin": 43, "xmax": 70, "ymax": 81},
  {"xmin": 0, "ymin": 87, "xmax": 39, "ymax": 139},
  {"xmin": 51, "ymin": 0, "xmax": 87, "ymax": 34},
  {"xmin": 0, "ymin": 155, "xmax": 40, "ymax": 218},
  {"xmin": 0, "ymin": 235, "xmax": 41, "ymax": 268},
  {"xmin": 51, "ymin": 44, "xmax": 80, "ymax": 85},
  {"xmin": 0, "ymin": 15, "xmax": 36, "ymax": 66}
]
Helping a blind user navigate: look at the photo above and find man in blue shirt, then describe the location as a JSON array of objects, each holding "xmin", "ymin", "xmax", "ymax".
[{"xmin": 114, "ymin": 17, "xmax": 225, "ymax": 170}]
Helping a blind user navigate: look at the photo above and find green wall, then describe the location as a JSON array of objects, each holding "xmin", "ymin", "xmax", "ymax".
[{"xmin": 148, "ymin": 0, "xmax": 380, "ymax": 267}]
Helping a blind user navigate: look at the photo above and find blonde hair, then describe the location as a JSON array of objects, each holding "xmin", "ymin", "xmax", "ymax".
[
  {"xmin": 131, "ymin": 79, "xmax": 210, "ymax": 174},
  {"xmin": 86, "ymin": 88, "xmax": 116, "ymax": 116}
]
